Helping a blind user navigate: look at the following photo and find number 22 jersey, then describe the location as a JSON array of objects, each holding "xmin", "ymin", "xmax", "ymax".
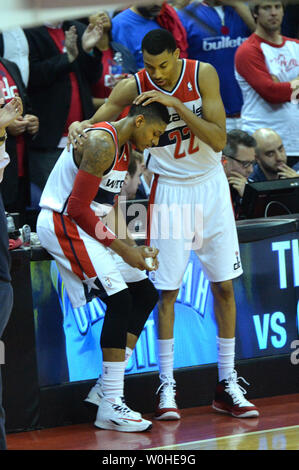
[{"xmin": 135, "ymin": 59, "xmax": 221, "ymax": 180}]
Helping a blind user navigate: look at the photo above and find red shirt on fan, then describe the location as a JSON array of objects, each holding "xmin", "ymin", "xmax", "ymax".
[
  {"xmin": 47, "ymin": 27, "xmax": 84, "ymax": 136},
  {"xmin": 0, "ymin": 63, "xmax": 26, "ymax": 177}
]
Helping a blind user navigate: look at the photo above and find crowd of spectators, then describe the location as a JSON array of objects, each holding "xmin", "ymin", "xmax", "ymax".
[{"xmin": 0, "ymin": 0, "xmax": 299, "ymax": 229}]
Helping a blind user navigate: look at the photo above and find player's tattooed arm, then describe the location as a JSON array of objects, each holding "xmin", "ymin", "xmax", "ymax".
[{"xmin": 79, "ymin": 131, "xmax": 115, "ymax": 178}]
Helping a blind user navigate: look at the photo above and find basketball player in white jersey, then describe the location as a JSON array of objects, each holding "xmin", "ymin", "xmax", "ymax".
[
  {"xmin": 68, "ymin": 29, "xmax": 259, "ymax": 420},
  {"xmin": 37, "ymin": 102, "xmax": 170, "ymax": 433}
]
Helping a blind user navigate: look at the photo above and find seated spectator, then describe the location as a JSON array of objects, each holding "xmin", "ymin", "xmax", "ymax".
[
  {"xmin": 250, "ymin": 128, "xmax": 299, "ymax": 182},
  {"xmin": 178, "ymin": 0, "xmax": 255, "ymax": 132},
  {"xmin": 111, "ymin": 2, "xmax": 188, "ymax": 69},
  {"xmin": 135, "ymin": 163, "xmax": 153, "ymax": 200},
  {"xmin": 88, "ymin": 11, "xmax": 138, "ymax": 110},
  {"xmin": 0, "ymin": 55, "xmax": 39, "ymax": 222},
  {"xmin": 235, "ymin": 0, "xmax": 299, "ymax": 158},
  {"xmin": 120, "ymin": 150, "xmax": 144, "ymax": 200},
  {"xmin": 222, "ymin": 129, "xmax": 256, "ymax": 219},
  {"xmin": 24, "ymin": 19, "xmax": 103, "ymax": 203}
]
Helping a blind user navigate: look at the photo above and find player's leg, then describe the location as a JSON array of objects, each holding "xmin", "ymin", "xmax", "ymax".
[
  {"xmin": 37, "ymin": 209, "xmax": 152, "ymax": 432},
  {"xmin": 147, "ymin": 179, "xmax": 192, "ymax": 420},
  {"xmin": 194, "ymin": 169, "xmax": 259, "ymax": 418},
  {"xmin": 86, "ymin": 254, "xmax": 159, "ymax": 417}
]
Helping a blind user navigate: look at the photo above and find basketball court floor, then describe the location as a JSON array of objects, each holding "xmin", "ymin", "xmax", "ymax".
[{"xmin": 6, "ymin": 393, "xmax": 299, "ymax": 451}]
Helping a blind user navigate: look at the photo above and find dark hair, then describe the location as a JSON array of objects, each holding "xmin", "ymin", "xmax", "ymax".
[
  {"xmin": 223, "ymin": 129, "xmax": 257, "ymax": 159},
  {"xmin": 141, "ymin": 29, "xmax": 177, "ymax": 55},
  {"xmin": 128, "ymin": 150, "xmax": 143, "ymax": 177},
  {"xmin": 128, "ymin": 101, "xmax": 170, "ymax": 125},
  {"xmin": 250, "ymin": 0, "xmax": 283, "ymax": 20}
]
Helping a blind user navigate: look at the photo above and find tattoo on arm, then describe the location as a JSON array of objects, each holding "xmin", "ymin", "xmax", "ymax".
[{"xmin": 79, "ymin": 132, "xmax": 115, "ymax": 178}]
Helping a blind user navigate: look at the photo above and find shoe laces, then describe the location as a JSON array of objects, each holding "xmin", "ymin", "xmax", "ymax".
[
  {"xmin": 111, "ymin": 397, "xmax": 139, "ymax": 418},
  {"xmin": 224, "ymin": 370, "xmax": 251, "ymax": 406},
  {"xmin": 156, "ymin": 374, "xmax": 177, "ymax": 408}
]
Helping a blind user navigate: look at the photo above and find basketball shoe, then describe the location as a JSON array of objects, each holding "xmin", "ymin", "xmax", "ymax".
[
  {"xmin": 94, "ymin": 396, "xmax": 152, "ymax": 432},
  {"xmin": 212, "ymin": 370, "xmax": 259, "ymax": 418},
  {"xmin": 155, "ymin": 374, "xmax": 181, "ymax": 420},
  {"xmin": 85, "ymin": 379, "xmax": 104, "ymax": 407}
]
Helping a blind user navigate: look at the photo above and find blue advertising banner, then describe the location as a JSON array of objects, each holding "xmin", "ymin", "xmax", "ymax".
[{"xmin": 31, "ymin": 233, "xmax": 299, "ymax": 387}]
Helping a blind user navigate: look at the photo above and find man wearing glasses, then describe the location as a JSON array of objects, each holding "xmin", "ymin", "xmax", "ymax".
[{"xmin": 222, "ymin": 129, "xmax": 257, "ymax": 219}]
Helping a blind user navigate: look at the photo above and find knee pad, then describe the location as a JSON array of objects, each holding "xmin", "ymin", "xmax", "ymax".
[
  {"xmin": 127, "ymin": 278, "xmax": 159, "ymax": 338},
  {"xmin": 100, "ymin": 288, "xmax": 132, "ymax": 350}
]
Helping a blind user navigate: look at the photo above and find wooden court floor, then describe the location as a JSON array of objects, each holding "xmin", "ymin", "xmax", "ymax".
[{"xmin": 6, "ymin": 393, "xmax": 299, "ymax": 451}]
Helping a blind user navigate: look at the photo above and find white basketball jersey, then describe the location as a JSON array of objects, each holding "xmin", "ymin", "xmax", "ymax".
[
  {"xmin": 39, "ymin": 122, "xmax": 129, "ymax": 214},
  {"xmin": 135, "ymin": 59, "xmax": 221, "ymax": 179}
]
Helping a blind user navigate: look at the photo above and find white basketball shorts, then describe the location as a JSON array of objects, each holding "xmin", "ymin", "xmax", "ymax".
[
  {"xmin": 147, "ymin": 165, "xmax": 243, "ymax": 290},
  {"xmin": 37, "ymin": 208, "xmax": 147, "ymax": 308}
]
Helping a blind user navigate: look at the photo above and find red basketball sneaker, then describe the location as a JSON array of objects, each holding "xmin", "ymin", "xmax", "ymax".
[{"xmin": 212, "ymin": 370, "xmax": 259, "ymax": 418}]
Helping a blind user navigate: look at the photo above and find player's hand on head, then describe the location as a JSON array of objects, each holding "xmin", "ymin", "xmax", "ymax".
[{"xmin": 133, "ymin": 90, "xmax": 178, "ymax": 108}]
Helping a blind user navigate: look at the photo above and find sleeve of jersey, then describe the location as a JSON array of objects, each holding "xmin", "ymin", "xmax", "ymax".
[
  {"xmin": 235, "ymin": 42, "xmax": 292, "ymax": 104},
  {"xmin": 67, "ymin": 169, "xmax": 116, "ymax": 247}
]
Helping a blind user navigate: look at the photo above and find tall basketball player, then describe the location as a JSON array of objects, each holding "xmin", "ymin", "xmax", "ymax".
[{"xmin": 68, "ymin": 29, "xmax": 259, "ymax": 420}]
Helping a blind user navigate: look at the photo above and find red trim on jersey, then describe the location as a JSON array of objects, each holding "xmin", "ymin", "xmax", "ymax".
[
  {"xmin": 235, "ymin": 34, "xmax": 294, "ymax": 104},
  {"xmin": 136, "ymin": 59, "xmax": 200, "ymax": 102},
  {"xmin": 53, "ymin": 212, "xmax": 97, "ymax": 280},
  {"xmin": 67, "ymin": 169, "xmax": 116, "ymax": 246},
  {"xmin": 146, "ymin": 174, "xmax": 159, "ymax": 246}
]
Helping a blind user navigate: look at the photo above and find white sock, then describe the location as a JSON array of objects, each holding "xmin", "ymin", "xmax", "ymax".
[
  {"xmin": 125, "ymin": 346, "xmax": 133, "ymax": 368},
  {"xmin": 157, "ymin": 338, "xmax": 174, "ymax": 382},
  {"xmin": 217, "ymin": 336, "xmax": 235, "ymax": 382},
  {"xmin": 101, "ymin": 361, "xmax": 125, "ymax": 399}
]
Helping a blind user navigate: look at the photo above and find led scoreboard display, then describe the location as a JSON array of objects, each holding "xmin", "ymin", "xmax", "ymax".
[{"xmin": 31, "ymin": 233, "xmax": 299, "ymax": 387}]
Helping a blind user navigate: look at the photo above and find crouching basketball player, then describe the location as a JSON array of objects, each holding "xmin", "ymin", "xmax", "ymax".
[{"xmin": 36, "ymin": 102, "xmax": 169, "ymax": 433}]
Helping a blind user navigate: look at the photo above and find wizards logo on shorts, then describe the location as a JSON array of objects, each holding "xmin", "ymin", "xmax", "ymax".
[{"xmin": 234, "ymin": 251, "xmax": 241, "ymax": 271}]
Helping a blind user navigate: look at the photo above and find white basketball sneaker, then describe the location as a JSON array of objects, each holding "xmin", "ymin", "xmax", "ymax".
[
  {"xmin": 85, "ymin": 380, "xmax": 104, "ymax": 407},
  {"xmin": 155, "ymin": 374, "xmax": 181, "ymax": 420},
  {"xmin": 95, "ymin": 396, "xmax": 152, "ymax": 432}
]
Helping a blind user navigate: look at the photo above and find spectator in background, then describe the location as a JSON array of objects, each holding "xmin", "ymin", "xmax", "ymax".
[
  {"xmin": 0, "ymin": 56, "xmax": 39, "ymax": 222},
  {"xmin": 0, "ymin": 95, "xmax": 23, "ymax": 451},
  {"xmin": 135, "ymin": 163, "xmax": 153, "ymax": 200},
  {"xmin": 111, "ymin": 2, "xmax": 188, "ymax": 69},
  {"xmin": 24, "ymin": 19, "xmax": 103, "ymax": 204},
  {"xmin": 222, "ymin": 129, "xmax": 257, "ymax": 219},
  {"xmin": 120, "ymin": 149, "xmax": 144, "ymax": 200},
  {"xmin": 88, "ymin": 11, "xmax": 138, "ymax": 110},
  {"xmin": 250, "ymin": 128, "xmax": 299, "ymax": 182},
  {"xmin": 0, "ymin": 28, "xmax": 29, "ymax": 87},
  {"xmin": 235, "ymin": 0, "xmax": 299, "ymax": 159},
  {"xmin": 178, "ymin": 0, "xmax": 255, "ymax": 131}
]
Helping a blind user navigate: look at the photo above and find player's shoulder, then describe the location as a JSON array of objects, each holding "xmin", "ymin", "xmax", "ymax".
[
  {"xmin": 197, "ymin": 61, "xmax": 218, "ymax": 80},
  {"xmin": 112, "ymin": 74, "xmax": 138, "ymax": 99}
]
